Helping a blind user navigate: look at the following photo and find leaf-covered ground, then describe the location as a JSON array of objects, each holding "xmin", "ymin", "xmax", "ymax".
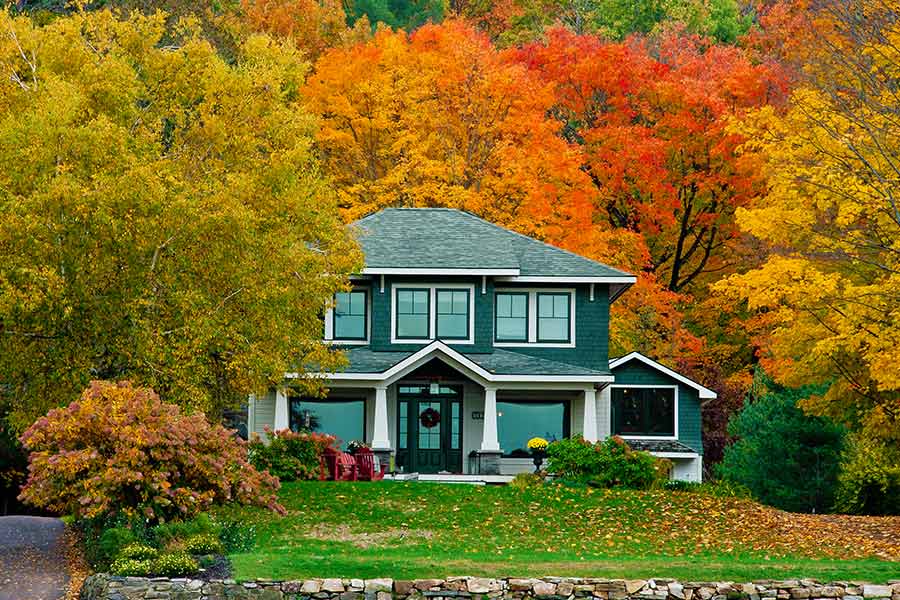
[{"xmin": 218, "ymin": 481, "xmax": 900, "ymax": 582}]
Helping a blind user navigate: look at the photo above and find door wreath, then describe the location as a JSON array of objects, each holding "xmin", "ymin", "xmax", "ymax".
[{"xmin": 419, "ymin": 406, "xmax": 441, "ymax": 429}]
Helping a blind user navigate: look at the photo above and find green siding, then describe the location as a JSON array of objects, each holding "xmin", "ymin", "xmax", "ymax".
[
  {"xmin": 609, "ymin": 361, "xmax": 703, "ymax": 454},
  {"xmin": 500, "ymin": 284, "xmax": 609, "ymax": 370},
  {"xmin": 365, "ymin": 278, "xmax": 610, "ymax": 371}
]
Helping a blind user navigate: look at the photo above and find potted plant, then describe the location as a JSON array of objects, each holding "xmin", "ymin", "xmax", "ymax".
[
  {"xmin": 527, "ymin": 437, "xmax": 549, "ymax": 473},
  {"xmin": 347, "ymin": 440, "xmax": 370, "ymax": 455}
]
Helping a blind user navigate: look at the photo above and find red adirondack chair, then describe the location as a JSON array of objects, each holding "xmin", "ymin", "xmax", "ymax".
[
  {"xmin": 321, "ymin": 447, "xmax": 362, "ymax": 481},
  {"xmin": 354, "ymin": 449, "xmax": 385, "ymax": 481}
]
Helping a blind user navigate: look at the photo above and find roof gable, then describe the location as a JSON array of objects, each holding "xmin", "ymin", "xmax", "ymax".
[
  {"xmin": 608, "ymin": 352, "xmax": 717, "ymax": 399},
  {"xmin": 353, "ymin": 208, "xmax": 634, "ymax": 281}
]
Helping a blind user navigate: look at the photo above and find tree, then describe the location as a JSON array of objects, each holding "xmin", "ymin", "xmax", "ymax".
[
  {"xmin": 453, "ymin": 0, "xmax": 751, "ymax": 47},
  {"xmin": 718, "ymin": 373, "xmax": 844, "ymax": 513},
  {"xmin": 0, "ymin": 9, "xmax": 361, "ymax": 430},
  {"xmin": 517, "ymin": 28, "xmax": 785, "ymax": 295},
  {"xmin": 19, "ymin": 381, "xmax": 283, "ymax": 521},
  {"xmin": 241, "ymin": 0, "xmax": 369, "ymax": 59},
  {"xmin": 714, "ymin": 0, "xmax": 900, "ymax": 446},
  {"xmin": 347, "ymin": 0, "xmax": 446, "ymax": 31}
]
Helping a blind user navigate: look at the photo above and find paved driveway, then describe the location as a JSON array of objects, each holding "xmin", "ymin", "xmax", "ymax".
[{"xmin": 0, "ymin": 516, "xmax": 69, "ymax": 600}]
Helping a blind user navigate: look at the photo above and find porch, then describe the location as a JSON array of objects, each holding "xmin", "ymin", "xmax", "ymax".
[{"xmin": 252, "ymin": 341, "xmax": 615, "ymax": 476}]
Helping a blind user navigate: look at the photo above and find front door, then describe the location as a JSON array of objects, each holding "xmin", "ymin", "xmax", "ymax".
[{"xmin": 396, "ymin": 384, "xmax": 463, "ymax": 474}]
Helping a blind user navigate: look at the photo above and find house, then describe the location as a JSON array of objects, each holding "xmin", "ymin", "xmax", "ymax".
[{"xmin": 248, "ymin": 208, "xmax": 714, "ymax": 481}]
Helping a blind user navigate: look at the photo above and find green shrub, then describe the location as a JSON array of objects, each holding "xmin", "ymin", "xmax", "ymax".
[
  {"xmin": 717, "ymin": 375, "xmax": 844, "ymax": 513},
  {"xmin": 151, "ymin": 513, "xmax": 219, "ymax": 548},
  {"xmin": 546, "ymin": 436, "xmax": 664, "ymax": 489},
  {"xmin": 151, "ymin": 553, "xmax": 200, "ymax": 577},
  {"xmin": 509, "ymin": 472, "xmax": 544, "ymax": 490},
  {"xmin": 183, "ymin": 533, "xmax": 223, "ymax": 555},
  {"xmin": 117, "ymin": 543, "xmax": 159, "ymax": 561},
  {"xmin": 834, "ymin": 435, "xmax": 900, "ymax": 515},
  {"xmin": 248, "ymin": 428, "xmax": 336, "ymax": 482},
  {"xmin": 110, "ymin": 557, "xmax": 153, "ymax": 577},
  {"xmin": 217, "ymin": 518, "xmax": 256, "ymax": 553},
  {"xmin": 92, "ymin": 526, "xmax": 137, "ymax": 568}
]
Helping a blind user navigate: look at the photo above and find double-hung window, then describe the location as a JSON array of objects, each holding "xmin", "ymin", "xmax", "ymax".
[
  {"xmin": 611, "ymin": 387, "xmax": 676, "ymax": 437},
  {"xmin": 396, "ymin": 288, "xmax": 430, "ymax": 339},
  {"xmin": 537, "ymin": 292, "xmax": 571, "ymax": 343},
  {"xmin": 495, "ymin": 292, "xmax": 528, "ymax": 342},
  {"xmin": 436, "ymin": 289, "xmax": 470, "ymax": 339},
  {"xmin": 333, "ymin": 290, "xmax": 367, "ymax": 341}
]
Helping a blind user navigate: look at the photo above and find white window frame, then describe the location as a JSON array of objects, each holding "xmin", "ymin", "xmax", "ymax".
[
  {"xmin": 324, "ymin": 286, "xmax": 371, "ymax": 346},
  {"xmin": 390, "ymin": 283, "xmax": 476, "ymax": 345},
  {"xmin": 493, "ymin": 288, "xmax": 576, "ymax": 348},
  {"xmin": 609, "ymin": 384, "xmax": 679, "ymax": 441}
]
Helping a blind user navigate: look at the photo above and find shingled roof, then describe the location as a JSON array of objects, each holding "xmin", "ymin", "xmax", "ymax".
[{"xmin": 352, "ymin": 208, "xmax": 634, "ymax": 281}]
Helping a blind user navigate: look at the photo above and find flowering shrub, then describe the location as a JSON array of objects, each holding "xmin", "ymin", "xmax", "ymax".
[
  {"xmin": 546, "ymin": 436, "xmax": 667, "ymax": 489},
  {"xmin": 527, "ymin": 437, "xmax": 549, "ymax": 451},
  {"xmin": 248, "ymin": 427, "xmax": 337, "ymax": 481},
  {"xmin": 118, "ymin": 544, "xmax": 158, "ymax": 561},
  {"xmin": 18, "ymin": 381, "xmax": 284, "ymax": 522},
  {"xmin": 183, "ymin": 533, "xmax": 223, "ymax": 555},
  {"xmin": 347, "ymin": 440, "xmax": 370, "ymax": 453}
]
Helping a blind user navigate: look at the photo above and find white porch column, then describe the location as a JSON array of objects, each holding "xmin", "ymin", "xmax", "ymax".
[
  {"xmin": 480, "ymin": 386, "xmax": 500, "ymax": 452},
  {"xmin": 372, "ymin": 384, "xmax": 391, "ymax": 450},
  {"xmin": 274, "ymin": 388, "xmax": 289, "ymax": 431},
  {"xmin": 582, "ymin": 387, "xmax": 599, "ymax": 443},
  {"xmin": 598, "ymin": 384, "xmax": 612, "ymax": 439}
]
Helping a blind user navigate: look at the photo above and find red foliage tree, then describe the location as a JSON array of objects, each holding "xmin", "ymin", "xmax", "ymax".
[{"xmin": 19, "ymin": 381, "xmax": 284, "ymax": 521}]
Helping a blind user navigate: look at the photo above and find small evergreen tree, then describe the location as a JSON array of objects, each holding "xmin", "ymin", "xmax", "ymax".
[{"xmin": 718, "ymin": 373, "xmax": 844, "ymax": 513}]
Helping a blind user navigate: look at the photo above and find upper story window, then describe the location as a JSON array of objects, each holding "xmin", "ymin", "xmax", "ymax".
[
  {"xmin": 333, "ymin": 290, "xmax": 367, "ymax": 341},
  {"xmin": 436, "ymin": 289, "xmax": 470, "ymax": 339},
  {"xmin": 495, "ymin": 292, "xmax": 528, "ymax": 342},
  {"xmin": 537, "ymin": 292, "xmax": 571, "ymax": 343},
  {"xmin": 396, "ymin": 288, "xmax": 430, "ymax": 339},
  {"xmin": 611, "ymin": 386, "xmax": 676, "ymax": 438},
  {"xmin": 392, "ymin": 284, "xmax": 475, "ymax": 344},
  {"xmin": 494, "ymin": 288, "xmax": 575, "ymax": 347}
]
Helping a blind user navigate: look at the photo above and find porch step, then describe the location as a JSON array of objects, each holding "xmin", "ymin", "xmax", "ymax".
[{"xmin": 384, "ymin": 473, "xmax": 514, "ymax": 485}]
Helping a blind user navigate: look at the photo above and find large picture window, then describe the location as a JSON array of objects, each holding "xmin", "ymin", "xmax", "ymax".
[
  {"xmin": 436, "ymin": 289, "xmax": 470, "ymax": 339},
  {"xmin": 537, "ymin": 293, "xmax": 571, "ymax": 342},
  {"xmin": 611, "ymin": 387, "xmax": 676, "ymax": 437},
  {"xmin": 497, "ymin": 400, "xmax": 569, "ymax": 457},
  {"xmin": 396, "ymin": 288, "xmax": 430, "ymax": 339},
  {"xmin": 289, "ymin": 398, "xmax": 365, "ymax": 450},
  {"xmin": 333, "ymin": 290, "xmax": 367, "ymax": 341},
  {"xmin": 495, "ymin": 292, "xmax": 528, "ymax": 342}
]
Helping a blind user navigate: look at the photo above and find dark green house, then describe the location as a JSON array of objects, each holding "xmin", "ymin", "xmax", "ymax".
[{"xmin": 248, "ymin": 208, "xmax": 714, "ymax": 481}]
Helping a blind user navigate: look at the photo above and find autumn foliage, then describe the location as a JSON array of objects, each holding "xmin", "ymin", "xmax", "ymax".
[{"xmin": 19, "ymin": 381, "xmax": 284, "ymax": 521}]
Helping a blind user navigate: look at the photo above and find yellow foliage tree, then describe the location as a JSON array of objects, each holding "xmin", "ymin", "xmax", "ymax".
[
  {"xmin": 0, "ymin": 9, "xmax": 360, "ymax": 429},
  {"xmin": 715, "ymin": 0, "xmax": 900, "ymax": 443}
]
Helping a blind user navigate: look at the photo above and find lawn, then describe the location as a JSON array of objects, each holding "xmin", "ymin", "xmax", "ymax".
[{"xmin": 216, "ymin": 481, "xmax": 900, "ymax": 583}]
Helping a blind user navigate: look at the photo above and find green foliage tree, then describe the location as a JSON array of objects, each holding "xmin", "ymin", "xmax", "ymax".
[
  {"xmin": 348, "ymin": 0, "xmax": 445, "ymax": 30},
  {"xmin": 0, "ymin": 9, "xmax": 360, "ymax": 430},
  {"xmin": 834, "ymin": 434, "xmax": 900, "ymax": 516},
  {"xmin": 718, "ymin": 374, "xmax": 845, "ymax": 513},
  {"xmin": 18, "ymin": 380, "xmax": 285, "ymax": 521}
]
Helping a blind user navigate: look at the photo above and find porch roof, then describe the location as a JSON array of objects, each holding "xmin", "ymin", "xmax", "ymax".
[{"xmin": 336, "ymin": 345, "xmax": 609, "ymax": 377}]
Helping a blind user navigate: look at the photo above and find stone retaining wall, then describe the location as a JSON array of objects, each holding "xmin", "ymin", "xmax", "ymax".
[{"xmin": 79, "ymin": 575, "xmax": 900, "ymax": 600}]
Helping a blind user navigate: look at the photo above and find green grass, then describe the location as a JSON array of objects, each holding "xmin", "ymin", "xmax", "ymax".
[{"xmin": 216, "ymin": 481, "xmax": 900, "ymax": 582}]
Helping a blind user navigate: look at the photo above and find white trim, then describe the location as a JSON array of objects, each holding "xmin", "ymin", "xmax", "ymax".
[
  {"xmin": 650, "ymin": 451, "xmax": 700, "ymax": 459},
  {"xmin": 494, "ymin": 276, "xmax": 635, "ymax": 284},
  {"xmin": 609, "ymin": 351, "xmax": 717, "ymax": 399},
  {"xmin": 493, "ymin": 288, "xmax": 576, "ymax": 348},
  {"xmin": 390, "ymin": 283, "xmax": 476, "ymax": 345},
  {"xmin": 363, "ymin": 267, "xmax": 519, "ymax": 276},
  {"xmin": 286, "ymin": 341, "xmax": 615, "ymax": 385},
  {"xmin": 610, "ymin": 383, "xmax": 679, "ymax": 441},
  {"xmin": 324, "ymin": 286, "xmax": 371, "ymax": 345}
]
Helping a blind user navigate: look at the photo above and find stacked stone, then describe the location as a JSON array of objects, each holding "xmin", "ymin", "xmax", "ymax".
[{"xmin": 79, "ymin": 575, "xmax": 900, "ymax": 600}]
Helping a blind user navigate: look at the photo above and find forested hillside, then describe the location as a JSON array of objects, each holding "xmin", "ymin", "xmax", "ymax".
[{"xmin": 1, "ymin": 0, "xmax": 898, "ymax": 512}]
